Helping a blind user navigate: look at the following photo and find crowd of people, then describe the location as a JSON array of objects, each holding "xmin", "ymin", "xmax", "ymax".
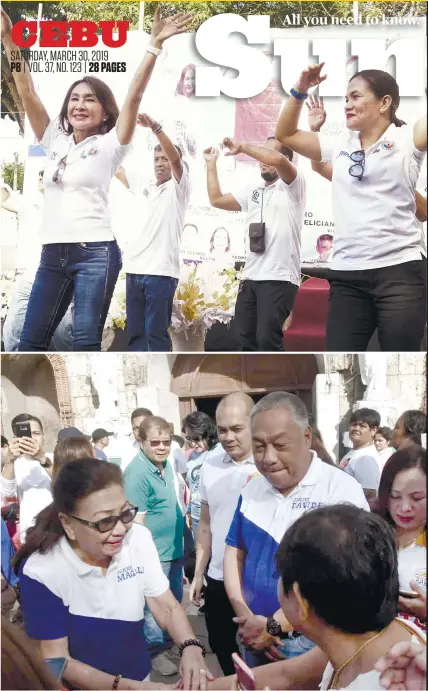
[
  {"xmin": 1, "ymin": 6, "xmax": 426, "ymax": 352},
  {"xmin": 1, "ymin": 390, "xmax": 426, "ymax": 690}
]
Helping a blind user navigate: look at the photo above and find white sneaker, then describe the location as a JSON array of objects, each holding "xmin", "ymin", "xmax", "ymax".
[
  {"xmin": 152, "ymin": 652, "xmax": 178, "ymax": 676},
  {"xmin": 164, "ymin": 645, "xmax": 181, "ymax": 660}
]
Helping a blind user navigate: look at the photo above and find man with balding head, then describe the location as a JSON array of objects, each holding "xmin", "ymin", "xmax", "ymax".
[
  {"xmin": 123, "ymin": 416, "xmax": 184, "ymax": 675},
  {"xmin": 189, "ymin": 392, "xmax": 257, "ymax": 675},
  {"xmin": 224, "ymin": 391, "xmax": 369, "ymax": 669}
]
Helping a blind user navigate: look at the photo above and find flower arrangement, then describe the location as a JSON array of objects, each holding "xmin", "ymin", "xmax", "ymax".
[
  {"xmin": 171, "ymin": 263, "xmax": 240, "ymax": 338},
  {"xmin": 104, "ymin": 264, "xmax": 241, "ymax": 341}
]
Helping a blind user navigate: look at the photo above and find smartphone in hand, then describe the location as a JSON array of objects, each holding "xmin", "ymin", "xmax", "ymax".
[
  {"xmin": 43, "ymin": 657, "xmax": 68, "ymax": 680},
  {"xmin": 232, "ymin": 653, "xmax": 256, "ymax": 691},
  {"xmin": 15, "ymin": 422, "xmax": 32, "ymax": 438}
]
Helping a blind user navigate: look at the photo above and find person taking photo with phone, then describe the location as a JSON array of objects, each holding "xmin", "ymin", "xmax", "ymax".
[
  {"xmin": 1, "ymin": 6, "xmax": 191, "ymax": 351},
  {"xmin": 276, "ymin": 64, "xmax": 427, "ymax": 352},
  {"xmin": 1, "ymin": 414, "xmax": 52, "ymax": 544},
  {"xmin": 373, "ymin": 445, "xmax": 426, "ymax": 630}
]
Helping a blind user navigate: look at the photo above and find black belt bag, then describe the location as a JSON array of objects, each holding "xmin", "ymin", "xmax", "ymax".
[{"xmin": 249, "ymin": 188, "xmax": 266, "ymax": 253}]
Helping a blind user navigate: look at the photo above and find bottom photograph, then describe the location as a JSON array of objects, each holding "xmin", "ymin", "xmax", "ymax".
[{"xmin": 1, "ymin": 352, "xmax": 427, "ymax": 691}]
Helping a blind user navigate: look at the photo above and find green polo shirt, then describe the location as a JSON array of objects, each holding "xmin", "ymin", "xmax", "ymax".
[{"xmin": 123, "ymin": 450, "xmax": 183, "ymax": 562}]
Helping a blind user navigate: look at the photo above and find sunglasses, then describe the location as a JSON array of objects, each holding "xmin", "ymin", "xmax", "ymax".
[
  {"xmin": 146, "ymin": 439, "xmax": 172, "ymax": 448},
  {"xmin": 348, "ymin": 150, "xmax": 365, "ymax": 181},
  {"xmin": 68, "ymin": 505, "xmax": 138, "ymax": 533},
  {"xmin": 52, "ymin": 155, "xmax": 68, "ymax": 184}
]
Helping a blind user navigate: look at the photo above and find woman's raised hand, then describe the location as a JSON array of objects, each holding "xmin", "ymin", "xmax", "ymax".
[
  {"xmin": 150, "ymin": 6, "xmax": 193, "ymax": 48},
  {"xmin": 295, "ymin": 63, "xmax": 327, "ymax": 94}
]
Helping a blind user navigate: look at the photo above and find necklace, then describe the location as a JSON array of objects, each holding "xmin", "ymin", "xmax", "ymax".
[
  {"xmin": 398, "ymin": 530, "xmax": 425, "ymax": 551},
  {"xmin": 328, "ymin": 627, "xmax": 387, "ymax": 690}
]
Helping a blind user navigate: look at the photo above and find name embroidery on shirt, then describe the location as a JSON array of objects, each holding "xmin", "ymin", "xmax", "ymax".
[
  {"xmin": 337, "ymin": 151, "xmax": 351, "ymax": 159},
  {"xmin": 117, "ymin": 565, "xmax": 144, "ymax": 582},
  {"xmin": 291, "ymin": 498, "xmax": 324, "ymax": 510}
]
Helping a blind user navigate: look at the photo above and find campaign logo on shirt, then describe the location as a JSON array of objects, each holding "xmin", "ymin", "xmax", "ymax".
[
  {"xmin": 251, "ymin": 189, "xmax": 260, "ymax": 203},
  {"xmin": 382, "ymin": 141, "xmax": 395, "ymax": 151},
  {"xmin": 117, "ymin": 564, "xmax": 145, "ymax": 582},
  {"xmin": 291, "ymin": 497, "xmax": 324, "ymax": 510},
  {"xmin": 80, "ymin": 147, "xmax": 99, "ymax": 159}
]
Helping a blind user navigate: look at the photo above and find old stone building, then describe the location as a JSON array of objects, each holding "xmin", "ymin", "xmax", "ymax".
[{"xmin": 1, "ymin": 353, "xmax": 425, "ymax": 461}]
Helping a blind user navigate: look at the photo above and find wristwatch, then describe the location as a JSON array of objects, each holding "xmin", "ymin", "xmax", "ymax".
[{"xmin": 266, "ymin": 617, "xmax": 287, "ymax": 638}]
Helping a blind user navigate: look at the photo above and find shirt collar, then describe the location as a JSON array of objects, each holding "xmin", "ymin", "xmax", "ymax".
[
  {"xmin": 138, "ymin": 449, "xmax": 167, "ymax": 473},
  {"xmin": 59, "ymin": 529, "xmax": 130, "ymax": 577},
  {"xmin": 266, "ymin": 451, "xmax": 322, "ymax": 496},
  {"xmin": 223, "ymin": 452, "xmax": 255, "ymax": 466}
]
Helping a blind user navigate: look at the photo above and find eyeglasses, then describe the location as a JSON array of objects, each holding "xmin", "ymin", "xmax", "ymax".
[
  {"xmin": 185, "ymin": 435, "xmax": 203, "ymax": 446},
  {"xmin": 348, "ymin": 150, "xmax": 365, "ymax": 181},
  {"xmin": 146, "ymin": 439, "xmax": 172, "ymax": 448},
  {"xmin": 52, "ymin": 155, "xmax": 68, "ymax": 184},
  {"xmin": 68, "ymin": 505, "xmax": 138, "ymax": 533}
]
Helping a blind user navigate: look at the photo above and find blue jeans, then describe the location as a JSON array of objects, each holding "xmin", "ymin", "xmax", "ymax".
[
  {"xmin": 126, "ymin": 274, "xmax": 178, "ymax": 352},
  {"xmin": 18, "ymin": 242, "xmax": 121, "ymax": 351},
  {"xmin": 3, "ymin": 275, "xmax": 73, "ymax": 352},
  {"xmin": 144, "ymin": 559, "xmax": 183, "ymax": 659},
  {"xmin": 243, "ymin": 634, "xmax": 315, "ymax": 668}
]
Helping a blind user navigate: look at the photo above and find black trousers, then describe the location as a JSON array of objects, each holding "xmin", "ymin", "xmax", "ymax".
[
  {"xmin": 235, "ymin": 279, "xmax": 298, "ymax": 351},
  {"xmin": 326, "ymin": 258, "xmax": 427, "ymax": 352},
  {"xmin": 204, "ymin": 576, "xmax": 239, "ymax": 676}
]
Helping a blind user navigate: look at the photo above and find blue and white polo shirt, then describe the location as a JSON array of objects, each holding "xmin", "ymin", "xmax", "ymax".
[
  {"xmin": 19, "ymin": 524, "xmax": 169, "ymax": 681},
  {"xmin": 226, "ymin": 452, "xmax": 369, "ymax": 618}
]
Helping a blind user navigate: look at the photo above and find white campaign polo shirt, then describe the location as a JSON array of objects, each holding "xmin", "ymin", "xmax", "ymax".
[
  {"xmin": 232, "ymin": 171, "xmax": 306, "ymax": 286},
  {"xmin": 319, "ymin": 124, "xmax": 426, "ymax": 271},
  {"xmin": 123, "ymin": 167, "xmax": 190, "ymax": 279},
  {"xmin": 199, "ymin": 448, "xmax": 257, "ymax": 581},
  {"xmin": 1, "ymin": 456, "xmax": 52, "ymax": 542},
  {"xmin": 39, "ymin": 119, "xmax": 131, "ymax": 244},
  {"xmin": 19, "ymin": 524, "xmax": 168, "ymax": 680},
  {"xmin": 226, "ymin": 452, "xmax": 369, "ymax": 617},
  {"xmin": 339, "ymin": 445, "xmax": 381, "ymax": 491}
]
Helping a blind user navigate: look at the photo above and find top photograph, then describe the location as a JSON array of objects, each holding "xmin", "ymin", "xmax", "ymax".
[{"xmin": 1, "ymin": 0, "xmax": 427, "ymax": 353}]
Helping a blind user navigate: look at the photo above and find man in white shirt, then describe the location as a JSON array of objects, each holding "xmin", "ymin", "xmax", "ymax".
[
  {"xmin": 122, "ymin": 115, "xmax": 190, "ymax": 352},
  {"xmin": 1, "ymin": 414, "xmax": 52, "ymax": 543},
  {"xmin": 189, "ymin": 392, "xmax": 256, "ymax": 675},
  {"xmin": 224, "ymin": 392, "xmax": 369, "ymax": 669},
  {"xmin": 339, "ymin": 407, "xmax": 381, "ymax": 501},
  {"xmin": 204, "ymin": 136, "xmax": 306, "ymax": 351}
]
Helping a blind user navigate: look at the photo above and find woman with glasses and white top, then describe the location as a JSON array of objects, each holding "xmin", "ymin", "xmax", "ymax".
[
  {"xmin": 1, "ymin": 7, "xmax": 191, "ymax": 351},
  {"xmin": 14, "ymin": 458, "xmax": 211, "ymax": 691},
  {"xmin": 275, "ymin": 64, "xmax": 427, "ymax": 352}
]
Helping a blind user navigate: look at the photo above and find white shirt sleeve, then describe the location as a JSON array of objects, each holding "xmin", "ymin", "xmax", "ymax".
[
  {"xmin": 137, "ymin": 527, "xmax": 170, "ymax": 598},
  {"xmin": 278, "ymin": 169, "xmax": 306, "ymax": 204},
  {"xmin": 318, "ymin": 132, "xmax": 336, "ymax": 164},
  {"xmin": 104, "ymin": 127, "xmax": 134, "ymax": 176},
  {"xmin": 349, "ymin": 455, "xmax": 380, "ymax": 491},
  {"xmin": 174, "ymin": 447, "xmax": 188, "ymax": 475},
  {"xmin": 230, "ymin": 183, "xmax": 248, "ymax": 212},
  {"xmin": 39, "ymin": 119, "xmax": 67, "ymax": 153},
  {"xmin": 198, "ymin": 463, "xmax": 208, "ymax": 504},
  {"xmin": 329, "ymin": 475, "xmax": 370, "ymax": 511},
  {"xmin": 1, "ymin": 474, "xmax": 17, "ymax": 498},
  {"xmin": 173, "ymin": 163, "xmax": 191, "ymax": 205}
]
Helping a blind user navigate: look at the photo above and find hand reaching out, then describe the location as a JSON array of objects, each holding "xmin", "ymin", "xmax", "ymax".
[
  {"xmin": 306, "ymin": 94, "xmax": 327, "ymax": 132},
  {"xmin": 203, "ymin": 147, "xmax": 219, "ymax": 163},
  {"xmin": 375, "ymin": 641, "xmax": 426, "ymax": 690}
]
